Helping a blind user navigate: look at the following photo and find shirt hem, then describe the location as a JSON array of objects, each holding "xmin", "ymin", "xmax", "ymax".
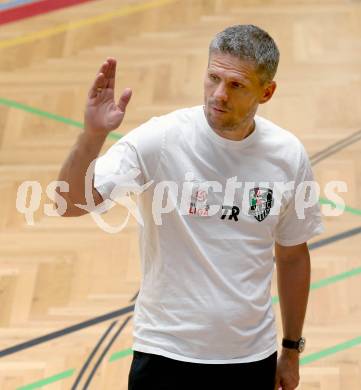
[
  {"xmin": 275, "ymin": 224, "xmax": 324, "ymax": 246},
  {"xmin": 132, "ymin": 342, "xmax": 278, "ymax": 364}
]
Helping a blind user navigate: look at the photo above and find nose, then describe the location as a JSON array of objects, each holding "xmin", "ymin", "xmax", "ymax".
[{"xmin": 213, "ymin": 82, "xmax": 228, "ymax": 102}]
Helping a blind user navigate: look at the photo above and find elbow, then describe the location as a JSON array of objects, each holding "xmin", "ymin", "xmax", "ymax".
[{"xmin": 53, "ymin": 190, "xmax": 86, "ymax": 218}]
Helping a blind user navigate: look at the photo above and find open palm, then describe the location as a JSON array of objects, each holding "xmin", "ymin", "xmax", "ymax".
[{"xmin": 84, "ymin": 58, "xmax": 132, "ymax": 134}]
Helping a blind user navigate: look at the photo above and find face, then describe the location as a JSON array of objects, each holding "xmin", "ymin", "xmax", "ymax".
[{"xmin": 203, "ymin": 51, "xmax": 276, "ymax": 134}]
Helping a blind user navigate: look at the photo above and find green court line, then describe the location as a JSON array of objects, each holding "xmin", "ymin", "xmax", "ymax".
[
  {"xmin": 14, "ymin": 264, "xmax": 361, "ymax": 389},
  {"xmin": 319, "ymin": 197, "xmax": 361, "ymax": 216},
  {"xmin": 17, "ymin": 368, "xmax": 75, "ymax": 390},
  {"xmin": 2, "ymin": 96, "xmax": 360, "ymax": 387},
  {"xmin": 309, "ymin": 266, "xmax": 361, "ymax": 290},
  {"xmin": 108, "ymin": 347, "xmax": 133, "ymax": 362},
  {"xmin": 1, "ymin": 97, "xmax": 361, "ymax": 215},
  {"xmin": 0, "ymin": 97, "xmax": 122, "ymax": 140},
  {"xmin": 271, "ymin": 266, "xmax": 361, "ymax": 304},
  {"xmin": 16, "ymin": 335, "xmax": 361, "ymax": 389},
  {"xmin": 300, "ymin": 335, "xmax": 361, "ymax": 365},
  {"xmin": 0, "ymin": 97, "xmax": 83, "ymax": 128}
]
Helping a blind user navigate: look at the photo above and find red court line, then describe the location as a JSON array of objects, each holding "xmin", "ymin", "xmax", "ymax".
[{"xmin": 0, "ymin": 0, "xmax": 96, "ymax": 26}]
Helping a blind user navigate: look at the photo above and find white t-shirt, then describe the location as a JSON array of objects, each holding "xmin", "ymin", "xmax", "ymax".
[{"xmin": 94, "ymin": 105, "xmax": 324, "ymax": 364}]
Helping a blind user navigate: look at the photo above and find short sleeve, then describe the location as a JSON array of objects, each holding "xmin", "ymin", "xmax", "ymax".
[
  {"xmin": 274, "ymin": 145, "xmax": 325, "ymax": 246},
  {"xmin": 93, "ymin": 115, "xmax": 164, "ymax": 208},
  {"xmin": 93, "ymin": 140, "xmax": 145, "ymax": 201}
]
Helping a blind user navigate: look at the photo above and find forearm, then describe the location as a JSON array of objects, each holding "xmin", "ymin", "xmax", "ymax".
[
  {"xmin": 56, "ymin": 129, "xmax": 107, "ymax": 206},
  {"xmin": 276, "ymin": 251, "xmax": 311, "ymax": 342}
]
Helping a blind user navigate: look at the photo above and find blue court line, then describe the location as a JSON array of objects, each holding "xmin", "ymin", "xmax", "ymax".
[{"xmin": 0, "ymin": 0, "xmax": 40, "ymax": 11}]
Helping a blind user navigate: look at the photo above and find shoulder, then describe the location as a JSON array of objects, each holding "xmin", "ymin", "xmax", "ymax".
[
  {"xmin": 120, "ymin": 105, "xmax": 200, "ymax": 148},
  {"xmin": 255, "ymin": 115, "xmax": 309, "ymax": 167},
  {"xmin": 255, "ymin": 115, "xmax": 304, "ymax": 148}
]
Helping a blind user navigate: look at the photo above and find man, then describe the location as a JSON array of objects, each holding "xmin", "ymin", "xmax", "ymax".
[{"xmin": 56, "ymin": 25, "xmax": 324, "ymax": 389}]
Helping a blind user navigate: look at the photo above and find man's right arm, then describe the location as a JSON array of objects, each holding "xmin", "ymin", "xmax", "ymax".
[
  {"xmin": 54, "ymin": 57, "xmax": 132, "ymax": 217},
  {"xmin": 55, "ymin": 130, "xmax": 107, "ymax": 217}
]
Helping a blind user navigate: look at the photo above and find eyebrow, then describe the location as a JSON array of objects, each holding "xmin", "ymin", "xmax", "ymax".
[{"xmin": 208, "ymin": 70, "xmax": 248, "ymax": 85}]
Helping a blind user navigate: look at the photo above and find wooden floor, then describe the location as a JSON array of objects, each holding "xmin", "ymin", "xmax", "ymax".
[{"xmin": 0, "ymin": 0, "xmax": 360, "ymax": 388}]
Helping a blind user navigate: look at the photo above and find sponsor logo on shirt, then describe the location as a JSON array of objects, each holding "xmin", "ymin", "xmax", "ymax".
[
  {"xmin": 220, "ymin": 187, "xmax": 274, "ymax": 222},
  {"xmin": 189, "ymin": 189, "xmax": 211, "ymax": 217}
]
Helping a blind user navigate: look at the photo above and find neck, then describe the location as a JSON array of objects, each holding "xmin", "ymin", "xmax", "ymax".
[{"xmin": 213, "ymin": 118, "xmax": 256, "ymax": 141}]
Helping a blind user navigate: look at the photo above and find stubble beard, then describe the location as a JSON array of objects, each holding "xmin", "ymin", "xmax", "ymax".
[{"xmin": 204, "ymin": 104, "xmax": 254, "ymax": 134}]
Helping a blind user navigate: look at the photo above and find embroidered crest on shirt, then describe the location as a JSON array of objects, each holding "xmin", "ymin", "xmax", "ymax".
[{"xmin": 248, "ymin": 187, "xmax": 274, "ymax": 222}]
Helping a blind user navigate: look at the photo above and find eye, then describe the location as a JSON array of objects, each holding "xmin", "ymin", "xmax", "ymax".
[
  {"xmin": 209, "ymin": 74, "xmax": 219, "ymax": 81},
  {"xmin": 231, "ymin": 81, "xmax": 243, "ymax": 89}
]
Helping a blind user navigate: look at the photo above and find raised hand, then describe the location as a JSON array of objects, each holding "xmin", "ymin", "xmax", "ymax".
[{"xmin": 84, "ymin": 57, "xmax": 132, "ymax": 135}]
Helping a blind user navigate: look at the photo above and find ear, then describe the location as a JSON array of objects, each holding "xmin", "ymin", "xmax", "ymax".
[{"xmin": 259, "ymin": 81, "xmax": 277, "ymax": 104}]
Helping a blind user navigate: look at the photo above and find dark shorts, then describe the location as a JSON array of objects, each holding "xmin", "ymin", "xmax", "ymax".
[{"xmin": 128, "ymin": 350, "xmax": 278, "ymax": 390}]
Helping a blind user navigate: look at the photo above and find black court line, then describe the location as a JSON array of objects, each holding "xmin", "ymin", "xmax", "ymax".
[
  {"xmin": 308, "ymin": 226, "xmax": 361, "ymax": 250},
  {"xmin": 310, "ymin": 128, "xmax": 361, "ymax": 166},
  {"xmin": 71, "ymin": 320, "xmax": 118, "ymax": 390},
  {"xmin": 73, "ymin": 294, "xmax": 139, "ymax": 388},
  {"xmin": 0, "ymin": 304, "xmax": 134, "ymax": 358},
  {"xmin": 129, "ymin": 291, "xmax": 139, "ymax": 302},
  {"xmin": 1, "ymin": 131, "xmax": 361, "ymax": 360},
  {"xmin": 1, "ymin": 226, "xmax": 360, "ymax": 360},
  {"xmin": 53, "ymin": 223, "xmax": 361, "ymax": 390},
  {"xmin": 82, "ymin": 316, "xmax": 133, "ymax": 390}
]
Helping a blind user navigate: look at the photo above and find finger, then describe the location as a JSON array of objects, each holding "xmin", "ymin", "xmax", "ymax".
[
  {"xmin": 104, "ymin": 58, "xmax": 114, "ymax": 88},
  {"xmin": 96, "ymin": 60, "xmax": 109, "ymax": 79},
  {"xmin": 106, "ymin": 58, "xmax": 117, "ymax": 90},
  {"xmin": 117, "ymin": 88, "xmax": 132, "ymax": 112},
  {"xmin": 103, "ymin": 57, "xmax": 112, "ymax": 87},
  {"xmin": 274, "ymin": 377, "xmax": 281, "ymax": 390},
  {"xmin": 90, "ymin": 60, "xmax": 109, "ymax": 91},
  {"xmin": 89, "ymin": 73, "xmax": 106, "ymax": 98},
  {"xmin": 102, "ymin": 57, "xmax": 115, "ymax": 88}
]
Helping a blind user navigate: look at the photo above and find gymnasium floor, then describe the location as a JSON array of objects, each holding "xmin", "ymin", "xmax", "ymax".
[{"xmin": 0, "ymin": 0, "xmax": 360, "ymax": 388}]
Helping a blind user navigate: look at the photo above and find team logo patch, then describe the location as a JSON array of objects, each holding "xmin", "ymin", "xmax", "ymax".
[{"xmin": 248, "ymin": 187, "xmax": 274, "ymax": 222}]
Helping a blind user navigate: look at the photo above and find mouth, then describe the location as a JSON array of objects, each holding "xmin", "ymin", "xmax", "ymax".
[{"xmin": 211, "ymin": 106, "xmax": 228, "ymax": 113}]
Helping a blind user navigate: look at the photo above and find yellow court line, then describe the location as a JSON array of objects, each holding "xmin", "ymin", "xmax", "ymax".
[{"xmin": 0, "ymin": 0, "xmax": 177, "ymax": 49}]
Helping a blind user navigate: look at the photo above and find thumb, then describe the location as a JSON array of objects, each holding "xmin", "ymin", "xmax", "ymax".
[
  {"xmin": 118, "ymin": 88, "xmax": 132, "ymax": 112},
  {"xmin": 274, "ymin": 375, "xmax": 281, "ymax": 390}
]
